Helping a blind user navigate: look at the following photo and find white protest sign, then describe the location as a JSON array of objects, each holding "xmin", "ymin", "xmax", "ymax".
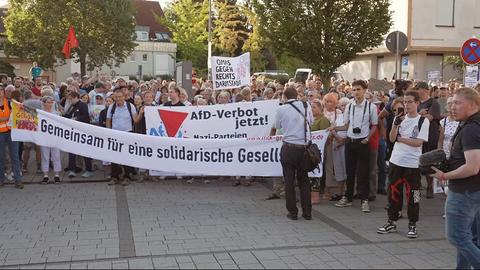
[
  {"xmin": 145, "ymin": 100, "xmax": 278, "ymax": 139},
  {"xmin": 464, "ymin": 65, "xmax": 479, "ymax": 88},
  {"xmin": 211, "ymin": 52, "xmax": 250, "ymax": 90},
  {"xmin": 12, "ymin": 106, "xmax": 328, "ymax": 177}
]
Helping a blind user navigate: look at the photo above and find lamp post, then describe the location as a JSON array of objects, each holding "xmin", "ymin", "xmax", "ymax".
[{"xmin": 207, "ymin": 0, "xmax": 212, "ymax": 80}]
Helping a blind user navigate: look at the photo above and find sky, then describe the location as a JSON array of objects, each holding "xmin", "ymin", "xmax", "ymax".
[{"xmin": 0, "ymin": 0, "xmax": 173, "ymax": 9}]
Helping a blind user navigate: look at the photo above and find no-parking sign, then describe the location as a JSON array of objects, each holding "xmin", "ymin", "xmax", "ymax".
[{"xmin": 461, "ymin": 38, "xmax": 480, "ymax": 65}]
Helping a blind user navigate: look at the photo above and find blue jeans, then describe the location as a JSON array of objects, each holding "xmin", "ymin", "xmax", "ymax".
[
  {"xmin": 377, "ymin": 138, "xmax": 387, "ymax": 191},
  {"xmin": 0, "ymin": 132, "xmax": 22, "ymax": 182},
  {"xmin": 446, "ymin": 190, "xmax": 480, "ymax": 269}
]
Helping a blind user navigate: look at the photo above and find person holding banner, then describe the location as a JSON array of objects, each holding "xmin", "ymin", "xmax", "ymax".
[
  {"xmin": 0, "ymin": 86, "xmax": 23, "ymax": 189},
  {"xmin": 271, "ymin": 86, "xmax": 314, "ymax": 220},
  {"xmin": 63, "ymin": 91, "xmax": 94, "ymax": 178},
  {"xmin": 39, "ymin": 96, "xmax": 62, "ymax": 184},
  {"xmin": 106, "ymin": 87, "xmax": 138, "ymax": 186}
]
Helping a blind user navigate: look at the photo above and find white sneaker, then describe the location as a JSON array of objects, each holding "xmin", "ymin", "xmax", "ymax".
[{"xmin": 335, "ymin": 196, "xmax": 352, "ymax": 207}]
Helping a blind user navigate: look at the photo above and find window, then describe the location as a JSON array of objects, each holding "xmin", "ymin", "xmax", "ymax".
[
  {"xmin": 435, "ymin": 0, "xmax": 455, "ymax": 27},
  {"xmin": 142, "ymin": 54, "xmax": 148, "ymax": 62},
  {"xmin": 136, "ymin": 31, "xmax": 149, "ymax": 41},
  {"xmin": 155, "ymin": 32, "xmax": 171, "ymax": 42}
]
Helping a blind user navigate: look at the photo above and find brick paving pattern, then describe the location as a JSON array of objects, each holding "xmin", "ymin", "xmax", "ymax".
[{"xmin": 0, "ymin": 166, "xmax": 456, "ymax": 269}]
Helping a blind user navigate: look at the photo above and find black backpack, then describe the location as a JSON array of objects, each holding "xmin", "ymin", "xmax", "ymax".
[{"xmin": 110, "ymin": 102, "xmax": 134, "ymax": 126}]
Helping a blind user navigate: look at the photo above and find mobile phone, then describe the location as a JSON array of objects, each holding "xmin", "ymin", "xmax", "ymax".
[{"xmin": 397, "ymin": 107, "xmax": 404, "ymax": 115}]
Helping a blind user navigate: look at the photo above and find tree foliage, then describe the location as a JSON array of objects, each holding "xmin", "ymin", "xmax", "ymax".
[
  {"xmin": 255, "ymin": 0, "xmax": 392, "ymax": 83},
  {"xmin": 0, "ymin": 61, "xmax": 16, "ymax": 78},
  {"xmin": 4, "ymin": 0, "xmax": 137, "ymax": 76},
  {"xmin": 444, "ymin": 55, "xmax": 464, "ymax": 72},
  {"xmin": 161, "ymin": 0, "xmax": 209, "ymax": 71},
  {"xmin": 213, "ymin": 0, "xmax": 247, "ymax": 57},
  {"xmin": 241, "ymin": 1, "xmax": 267, "ymax": 71}
]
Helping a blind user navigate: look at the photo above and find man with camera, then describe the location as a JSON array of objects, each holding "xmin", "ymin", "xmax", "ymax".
[
  {"xmin": 271, "ymin": 86, "xmax": 314, "ymax": 221},
  {"xmin": 377, "ymin": 91, "xmax": 430, "ymax": 238},
  {"xmin": 430, "ymin": 87, "xmax": 480, "ymax": 269},
  {"xmin": 332, "ymin": 80, "xmax": 378, "ymax": 213}
]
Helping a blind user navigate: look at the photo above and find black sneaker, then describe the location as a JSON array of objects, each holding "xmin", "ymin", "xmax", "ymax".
[
  {"xmin": 287, "ymin": 213, "xmax": 298, "ymax": 220},
  {"xmin": 54, "ymin": 176, "xmax": 61, "ymax": 184},
  {"xmin": 41, "ymin": 177, "xmax": 49, "ymax": 185},
  {"xmin": 407, "ymin": 224, "xmax": 418, "ymax": 238},
  {"xmin": 377, "ymin": 220, "xmax": 397, "ymax": 234}
]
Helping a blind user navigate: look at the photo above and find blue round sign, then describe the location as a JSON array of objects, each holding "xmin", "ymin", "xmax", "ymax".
[{"xmin": 461, "ymin": 38, "xmax": 480, "ymax": 65}]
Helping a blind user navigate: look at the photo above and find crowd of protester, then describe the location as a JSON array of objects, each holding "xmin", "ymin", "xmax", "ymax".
[
  {"xmin": 0, "ymin": 67, "xmax": 478, "ymax": 269},
  {"xmin": 0, "ymin": 72, "xmax": 476, "ymax": 230}
]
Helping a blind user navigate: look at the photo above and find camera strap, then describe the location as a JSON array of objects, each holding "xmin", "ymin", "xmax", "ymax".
[{"xmin": 350, "ymin": 100, "xmax": 369, "ymax": 128}]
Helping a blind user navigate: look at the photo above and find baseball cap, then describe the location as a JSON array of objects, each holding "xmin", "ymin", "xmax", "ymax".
[{"xmin": 413, "ymin": 81, "xmax": 429, "ymax": 90}]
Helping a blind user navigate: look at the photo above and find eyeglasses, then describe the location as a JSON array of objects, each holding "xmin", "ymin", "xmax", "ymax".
[{"xmin": 403, "ymin": 100, "xmax": 415, "ymax": 104}]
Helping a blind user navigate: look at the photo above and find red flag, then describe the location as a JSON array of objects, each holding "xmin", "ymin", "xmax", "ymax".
[{"xmin": 62, "ymin": 26, "xmax": 79, "ymax": 59}]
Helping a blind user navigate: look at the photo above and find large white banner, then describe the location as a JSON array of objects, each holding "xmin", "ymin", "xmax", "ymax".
[
  {"xmin": 11, "ymin": 105, "xmax": 328, "ymax": 177},
  {"xmin": 145, "ymin": 100, "xmax": 278, "ymax": 139},
  {"xmin": 211, "ymin": 52, "xmax": 250, "ymax": 90}
]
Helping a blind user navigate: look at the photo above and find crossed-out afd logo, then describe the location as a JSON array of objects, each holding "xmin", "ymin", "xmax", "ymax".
[{"xmin": 149, "ymin": 109, "xmax": 189, "ymax": 138}]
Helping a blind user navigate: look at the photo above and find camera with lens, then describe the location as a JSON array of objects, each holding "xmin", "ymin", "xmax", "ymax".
[
  {"xmin": 353, "ymin": 127, "xmax": 362, "ymax": 134},
  {"xmin": 419, "ymin": 149, "xmax": 449, "ymax": 175}
]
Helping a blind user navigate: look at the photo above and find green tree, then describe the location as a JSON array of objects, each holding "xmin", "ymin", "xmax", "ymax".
[
  {"xmin": 213, "ymin": 0, "xmax": 247, "ymax": 57},
  {"xmin": 0, "ymin": 61, "xmax": 16, "ymax": 78},
  {"xmin": 255, "ymin": 0, "xmax": 392, "ymax": 85},
  {"xmin": 161, "ymin": 0, "xmax": 209, "ymax": 71},
  {"xmin": 4, "ymin": 0, "xmax": 136, "ymax": 76},
  {"xmin": 241, "ymin": 1, "xmax": 267, "ymax": 72},
  {"xmin": 444, "ymin": 55, "xmax": 464, "ymax": 72}
]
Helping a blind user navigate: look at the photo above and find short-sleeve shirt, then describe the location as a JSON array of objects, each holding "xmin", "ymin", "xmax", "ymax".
[
  {"xmin": 274, "ymin": 99, "xmax": 313, "ymax": 145},
  {"xmin": 448, "ymin": 112, "xmax": 480, "ymax": 193},
  {"xmin": 106, "ymin": 103, "xmax": 137, "ymax": 132},
  {"xmin": 344, "ymin": 99, "xmax": 378, "ymax": 139},
  {"xmin": 389, "ymin": 114, "xmax": 430, "ymax": 168},
  {"xmin": 439, "ymin": 117, "xmax": 459, "ymax": 159},
  {"xmin": 418, "ymin": 98, "xmax": 441, "ymax": 148}
]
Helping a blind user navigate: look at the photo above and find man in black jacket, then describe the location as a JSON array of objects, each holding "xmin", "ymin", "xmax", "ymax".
[{"xmin": 63, "ymin": 91, "xmax": 93, "ymax": 178}]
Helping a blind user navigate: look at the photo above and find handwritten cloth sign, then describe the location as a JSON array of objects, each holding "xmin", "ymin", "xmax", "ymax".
[{"xmin": 211, "ymin": 53, "xmax": 250, "ymax": 90}]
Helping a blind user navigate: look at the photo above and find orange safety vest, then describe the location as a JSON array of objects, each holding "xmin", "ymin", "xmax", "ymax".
[{"xmin": 0, "ymin": 98, "xmax": 11, "ymax": 133}]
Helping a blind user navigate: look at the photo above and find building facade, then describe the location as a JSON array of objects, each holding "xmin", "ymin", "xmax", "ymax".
[
  {"xmin": 338, "ymin": 0, "xmax": 476, "ymax": 83},
  {"xmin": 52, "ymin": 0, "xmax": 178, "ymax": 83}
]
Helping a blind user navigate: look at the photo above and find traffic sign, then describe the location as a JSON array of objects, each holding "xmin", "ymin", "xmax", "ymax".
[
  {"xmin": 386, "ymin": 31, "xmax": 408, "ymax": 54},
  {"xmin": 461, "ymin": 38, "xmax": 480, "ymax": 65}
]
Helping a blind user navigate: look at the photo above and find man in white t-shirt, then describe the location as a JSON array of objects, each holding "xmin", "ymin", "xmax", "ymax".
[{"xmin": 377, "ymin": 90, "xmax": 429, "ymax": 239}]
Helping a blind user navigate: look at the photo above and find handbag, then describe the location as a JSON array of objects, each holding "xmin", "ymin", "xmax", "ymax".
[{"xmin": 288, "ymin": 101, "xmax": 322, "ymax": 172}]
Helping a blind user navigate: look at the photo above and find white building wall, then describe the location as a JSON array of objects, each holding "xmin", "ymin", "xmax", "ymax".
[{"xmin": 411, "ymin": 0, "xmax": 480, "ymax": 48}]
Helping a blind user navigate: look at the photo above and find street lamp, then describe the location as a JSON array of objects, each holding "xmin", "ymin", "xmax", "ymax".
[{"xmin": 207, "ymin": 0, "xmax": 212, "ymax": 80}]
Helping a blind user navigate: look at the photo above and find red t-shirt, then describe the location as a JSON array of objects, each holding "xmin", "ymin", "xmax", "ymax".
[
  {"xmin": 369, "ymin": 107, "xmax": 380, "ymax": 150},
  {"xmin": 31, "ymin": 86, "xmax": 41, "ymax": 97}
]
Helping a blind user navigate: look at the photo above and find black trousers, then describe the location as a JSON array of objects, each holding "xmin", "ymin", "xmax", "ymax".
[
  {"xmin": 111, "ymin": 163, "xmax": 134, "ymax": 181},
  {"xmin": 387, "ymin": 163, "xmax": 421, "ymax": 223},
  {"xmin": 345, "ymin": 140, "xmax": 370, "ymax": 201},
  {"xmin": 280, "ymin": 144, "xmax": 311, "ymax": 216},
  {"xmin": 68, "ymin": 153, "xmax": 92, "ymax": 172}
]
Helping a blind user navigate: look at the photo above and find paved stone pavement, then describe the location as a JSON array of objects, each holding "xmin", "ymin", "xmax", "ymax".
[{"xmin": 0, "ymin": 167, "xmax": 457, "ymax": 269}]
